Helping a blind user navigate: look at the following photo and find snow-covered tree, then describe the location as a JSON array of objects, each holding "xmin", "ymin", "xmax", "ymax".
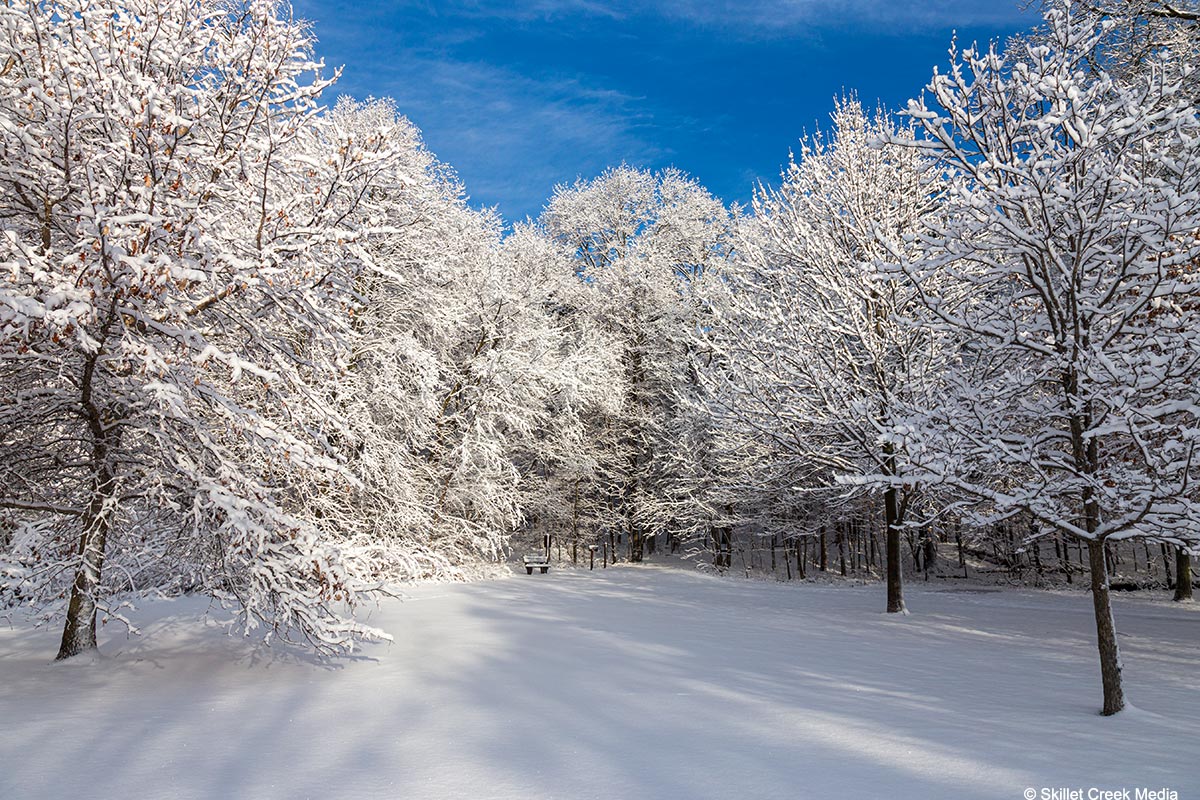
[
  {"xmin": 892, "ymin": 2, "xmax": 1200, "ymax": 713},
  {"xmin": 1028, "ymin": 0, "xmax": 1200, "ymax": 93},
  {"xmin": 1026, "ymin": 0, "xmax": 1200, "ymax": 598},
  {"xmin": 540, "ymin": 166, "xmax": 731, "ymax": 561},
  {"xmin": 0, "ymin": 0, "xmax": 398, "ymax": 658},
  {"xmin": 299, "ymin": 103, "xmax": 627, "ymax": 577},
  {"xmin": 709, "ymin": 98, "xmax": 949, "ymax": 612}
]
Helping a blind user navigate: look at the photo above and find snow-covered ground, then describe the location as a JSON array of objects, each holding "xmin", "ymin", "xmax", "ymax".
[{"xmin": 2, "ymin": 565, "xmax": 1197, "ymax": 800}]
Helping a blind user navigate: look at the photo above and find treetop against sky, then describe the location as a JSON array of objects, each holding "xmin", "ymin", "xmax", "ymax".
[{"xmin": 291, "ymin": 0, "xmax": 1036, "ymax": 223}]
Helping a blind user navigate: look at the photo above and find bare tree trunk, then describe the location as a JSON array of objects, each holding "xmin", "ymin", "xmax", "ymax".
[
  {"xmin": 57, "ymin": 343, "xmax": 122, "ymax": 661},
  {"xmin": 572, "ymin": 480, "xmax": 580, "ymax": 565},
  {"xmin": 1030, "ymin": 522, "xmax": 1043, "ymax": 577},
  {"xmin": 1174, "ymin": 548, "xmax": 1193, "ymax": 602},
  {"xmin": 1087, "ymin": 538, "xmax": 1126, "ymax": 715},
  {"xmin": 819, "ymin": 527, "xmax": 827, "ymax": 572},
  {"xmin": 625, "ymin": 344, "xmax": 645, "ymax": 563},
  {"xmin": 712, "ymin": 520, "xmax": 732, "ymax": 570},
  {"xmin": 922, "ymin": 525, "xmax": 937, "ymax": 577},
  {"xmin": 956, "ymin": 524, "xmax": 968, "ymax": 578},
  {"xmin": 885, "ymin": 485, "xmax": 906, "ymax": 613},
  {"xmin": 852, "ymin": 521, "xmax": 860, "ymax": 573},
  {"xmin": 1061, "ymin": 534, "xmax": 1073, "ymax": 584},
  {"xmin": 57, "ymin": 433, "xmax": 118, "ymax": 660},
  {"xmin": 627, "ymin": 498, "xmax": 642, "ymax": 562},
  {"xmin": 57, "ymin": 499, "xmax": 112, "ymax": 660},
  {"xmin": 837, "ymin": 525, "xmax": 847, "ymax": 577},
  {"xmin": 1162, "ymin": 543, "xmax": 1175, "ymax": 590}
]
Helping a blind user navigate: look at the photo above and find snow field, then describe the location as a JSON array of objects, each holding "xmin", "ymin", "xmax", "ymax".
[{"xmin": 1, "ymin": 566, "xmax": 1197, "ymax": 800}]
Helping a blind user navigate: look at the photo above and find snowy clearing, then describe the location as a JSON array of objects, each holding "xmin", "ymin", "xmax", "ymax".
[{"xmin": 2, "ymin": 566, "xmax": 1198, "ymax": 800}]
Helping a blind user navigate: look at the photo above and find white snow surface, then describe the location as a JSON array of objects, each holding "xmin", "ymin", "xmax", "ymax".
[{"xmin": 2, "ymin": 565, "xmax": 1198, "ymax": 800}]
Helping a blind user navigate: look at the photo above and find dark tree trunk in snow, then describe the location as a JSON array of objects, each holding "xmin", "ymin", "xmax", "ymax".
[
  {"xmin": 837, "ymin": 525, "xmax": 847, "ymax": 576},
  {"xmin": 627, "ymin": 490, "xmax": 642, "ymax": 562},
  {"xmin": 1161, "ymin": 543, "xmax": 1175, "ymax": 589},
  {"xmin": 885, "ymin": 485, "xmax": 905, "ymax": 614},
  {"xmin": 922, "ymin": 526, "xmax": 937, "ymax": 574},
  {"xmin": 624, "ymin": 343, "xmax": 645, "ymax": 563},
  {"xmin": 1174, "ymin": 548, "xmax": 1193, "ymax": 602},
  {"xmin": 57, "ymin": 432, "xmax": 118, "ymax": 660},
  {"xmin": 1061, "ymin": 535, "xmax": 1073, "ymax": 584},
  {"xmin": 956, "ymin": 524, "xmax": 968, "ymax": 578},
  {"xmin": 1087, "ymin": 538, "xmax": 1125, "ymax": 715},
  {"xmin": 57, "ymin": 347, "xmax": 121, "ymax": 661}
]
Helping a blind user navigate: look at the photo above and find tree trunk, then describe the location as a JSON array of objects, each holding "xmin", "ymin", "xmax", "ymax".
[
  {"xmin": 1087, "ymin": 538, "xmax": 1126, "ymax": 715},
  {"xmin": 57, "ymin": 340, "xmax": 122, "ymax": 661},
  {"xmin": 1174, "ymin": 548, "xmax": 1193, "ymax": 602},
  {"xmin": 627, "ymin": 508, "xmax": 642, "ymax": 562},
  {"xmin": 851, "ymin": 522, "xmax": 860, "ymax": 573},
  {"xmin": 571, "ymin": 480, "xmax": 580, "ymax": 565},
  {"xmin": 1061, "ymin": 534, "xmax": 1073, "ymax": 584},
  {"xmin": 625, "ymin": 344, "xmax": 645, "ymax": 563},
  {"xmin": 885, "ymin": 485, "xmax": 906, "ymax": 613},
  {"xmin": 922, "ymin": 526, "xmax": 937, "ymax": 575},
  {"xmin": 57, "ymin": 438, "xmax": 118, "ymax": 660},
  {"xmin": 819, "ymin": 527, "xmax": 827, "ymax": 572},
  {"xmin": 837, "ymin": 526, "xmax": 847, "ymax": 577},
  {"xmin": 712, "ymin": 522, "xmax": 732, "ymax": 570},
  {"xmin": 1161, "ymin": 543, "xmax": 1175, "ymax": 589},
  {"xmin": 956, "ymin": 525, "xmax": 968, "ymax": 578},
  {"xmin": 1030, "ymin": 522, "xmax": 1043, "ymax": 577}
]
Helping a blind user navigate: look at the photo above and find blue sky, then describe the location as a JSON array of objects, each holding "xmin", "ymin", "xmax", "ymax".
[{"xmin": 292, "ymin": 1, "xmax": 1036, "ymax": 223}]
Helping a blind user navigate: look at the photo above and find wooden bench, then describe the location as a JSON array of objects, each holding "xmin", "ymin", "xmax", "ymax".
[{"xmin": 523, "ymin": 555, "xmax": 550, "ymax": 575}]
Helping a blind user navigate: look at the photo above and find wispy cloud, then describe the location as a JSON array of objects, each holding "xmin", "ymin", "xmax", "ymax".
[
  {"xmin": 294, "ymin": 0, "xmax": 1034, "ymax": 220},
  {"xmin": 299, "ymin": 37, "xmax": 676, "ymax": 218},
  {"xmin": 401, "ymin": 0, "xmax": 1028, "ymax": 34},
  {"xmin": 389, "ymin": 59, "xmax": 674, "ymax": 219}
]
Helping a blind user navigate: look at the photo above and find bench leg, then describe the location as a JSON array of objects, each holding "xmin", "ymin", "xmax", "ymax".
[
  {"xmin": 526, "ymin": 567, "xmax": 533, "ymax": 575},
  {"xmin": 540, "ymin": 566, "xmax": 548, "ymax": 574}
]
